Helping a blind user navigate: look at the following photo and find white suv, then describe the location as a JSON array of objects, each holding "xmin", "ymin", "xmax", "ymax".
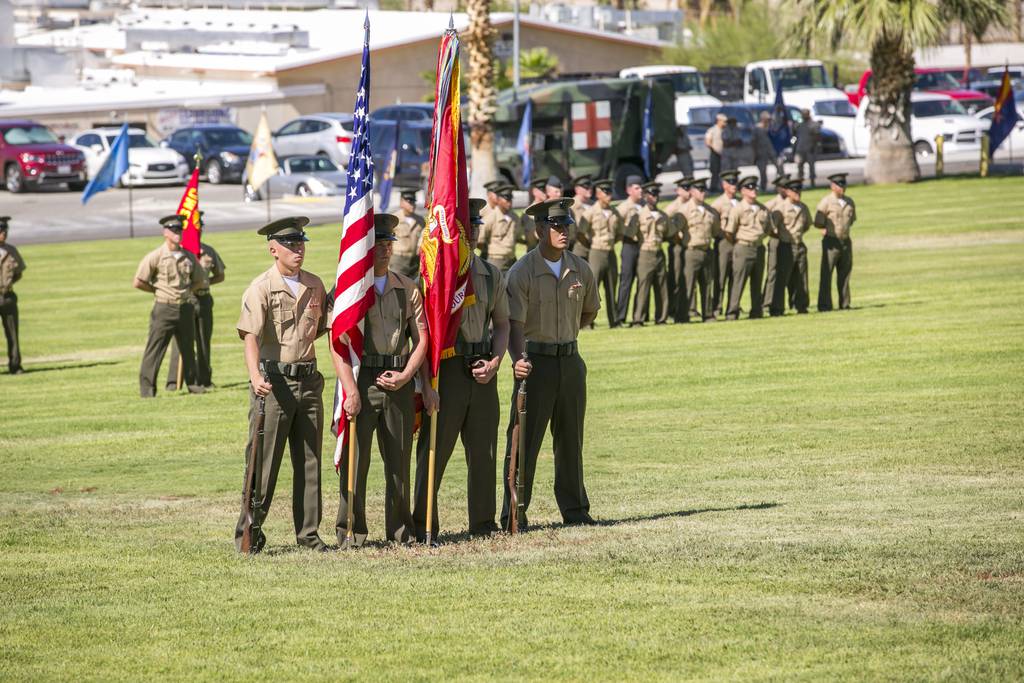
[
  {"xmin": 272, "ymin": 114, "xmax": 355, "ymax": 168},
  {"xmin": 72, "ymin": 127, "xmax": 189, "ymax": 186},
  {"xmin": 852, "ymin": 92, "xmax": 985, "ymax": 158}
]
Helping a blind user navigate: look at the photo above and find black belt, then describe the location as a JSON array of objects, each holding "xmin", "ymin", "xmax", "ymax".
[
  {"xmin": 260, "ymin": 359, "xmax": 317, "ymax": 379},
  {"xmin": 194, "ymin": 289, "xmax": 211, "ymax": 297},
  {"xmin": 455, "ymin": 340, "xmax": 490, "ymax": 356},
  {"xmin": 362, "ymin": 353, "xmax": 409, "ymax": 370},
  {"xmin": 526, "ymin": 340, "xmax": 577, "ymax": 357}
]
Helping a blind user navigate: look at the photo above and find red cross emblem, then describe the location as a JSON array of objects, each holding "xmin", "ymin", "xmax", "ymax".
[{"xmin": 571, "ymin": 101, "xmax": 612, "ymax": 150}]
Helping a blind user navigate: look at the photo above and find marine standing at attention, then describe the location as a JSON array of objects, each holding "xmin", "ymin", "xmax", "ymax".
[
  {"xmin": 633, "ymin": 181, "xmax": 670, "ymax": 326},
  {"xmin": 662, "ymin": 177, "xmax": 691, "ymax": 323},
  {"xmin": 614, "ymin": 176, "xmax": 643, "ymax": 328},
  {"xmin": 570, "ymin": 175, "xmax": 594, "ymax": 261},
  {"xmin": 581, "ymin": 179, "xmax": 622, "ymax": 328},
  {"xmin": 723, "ymin": 176, "xmax": 770, "ymax": 321},
  {"xmin": 711, "ymin": 170, "xmax": 740, "ymax": 317},
  {"xmin": 816, "ymin": 173, "xmax": 856, "ymax": 311},
  {"xmin": 392, "ymin": 188, "xmax": 426, "ymax": 279},
  {"xmin": 479, "ymin": 183, "xmax": 520, "ymax": 272},
  {"xmin": 0, "ymin": 216, "xmax": 25, "ymax": 375},
  {"xmin": 678, "ymin": 178, "xmax": 720, "ymax": 322}
]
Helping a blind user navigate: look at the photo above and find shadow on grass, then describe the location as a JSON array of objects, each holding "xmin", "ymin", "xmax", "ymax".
[
  {"xmin": 254, "ymin": 503, "xmax": 783, "ymax": 555},
  {"xmin": 15, "ymin": 360, "xmax": 121, "ymax": 374}
]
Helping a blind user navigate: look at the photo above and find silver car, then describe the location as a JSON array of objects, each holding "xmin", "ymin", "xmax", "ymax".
[
  {"xmin": 271, "ymin": 114, "xmax": 355, "ymax": 168},
  {"xmin": 243, "ymin": 155, "xmax": 347, "ymax": 201}
]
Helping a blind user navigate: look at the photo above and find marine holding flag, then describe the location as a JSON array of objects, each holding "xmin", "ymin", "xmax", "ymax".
[
  {"xmin": 331, "ymin": 15, "xmax": 429, "ymax": 547},
  {"xmin": 415, "ymin": 22, "xmax": 478, "ymax": 545}
]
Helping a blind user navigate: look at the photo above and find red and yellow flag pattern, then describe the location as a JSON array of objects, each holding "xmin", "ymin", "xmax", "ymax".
[{"xmin": 177, "ymin": 168, "xmax": 201, "ymax": 256}]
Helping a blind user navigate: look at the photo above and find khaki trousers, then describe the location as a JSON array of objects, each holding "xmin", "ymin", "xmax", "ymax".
[
  {"xmin": 763, "ymin": 239, "xmax": 794, "ymax": 317},
  {"xmin": 819, "ymin": 236, "xmax": 853, "ymax": 311},
  {"xmin": 588, "ymin": 249, "xmax": 618, "ymax": 328},
  {"xmin": 633, "ymin": 249, "xmax": 669, "ymax": 325},
  {"xmin": 501, "ymin": 353, "xmax": 590, "ymax": 530},
  {"xmin": 335, "ymin": 370, "xmax": 416, "ymax": 546},
  {"xmin": 139, "ymin": 302, "xmax": 198, "ymax": 397},
  {"xmin": 166, "ymin": 293, "xmax": 214, "ymax": 389},
  {"xmin": 683, "ymin": 247, "xmax": 714, "ymax": 321},
  {"xmin": 234, "ymin": 371, "xmax": 325, "ymax": 551},
  {"xmin": 413, "ymin": 356, "xmax": 499, "ymax": 539},
  {"xmin": 726, "ymin": 243, "xmax": 764, "ymax": 320}
]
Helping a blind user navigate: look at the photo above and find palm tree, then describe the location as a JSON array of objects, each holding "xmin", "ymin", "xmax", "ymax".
[
  {"xmin": 464, "ymin": 0, "xmax": 498, "ymax": 196},
  {"xmin": 789, "ymin": 0, "xmax": 1006, "ymax": 183},
  {"xmin": 940, "ymin": 0, "xmax": 1009, "ymax": 74}
]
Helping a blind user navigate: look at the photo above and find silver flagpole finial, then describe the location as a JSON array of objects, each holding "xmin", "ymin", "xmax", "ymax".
[
  {"xmin": 364, "ymin": 9, "xmax": 369, "ymax": 31},
  {"xmin": 448, "ymin": 12, "xmax": 454, "ymax": 30}
]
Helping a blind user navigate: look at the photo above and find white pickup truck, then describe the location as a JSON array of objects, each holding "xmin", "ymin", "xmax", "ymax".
[
  {"xmin": 851, "ymin": 92, "xmax": 986, "ymax": 158},
  {"xmin": 620, "ymin": 65, "xmax": 722, "ymax": 125},
  {"xmin": 744, "ymin": 59, "xmax": 859, "ymax": 155}
]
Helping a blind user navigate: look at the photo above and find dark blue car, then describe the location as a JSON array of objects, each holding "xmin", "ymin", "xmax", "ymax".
[{"xmin": 161, "ymin": 124, "xmax": 252, "ymax": 184}]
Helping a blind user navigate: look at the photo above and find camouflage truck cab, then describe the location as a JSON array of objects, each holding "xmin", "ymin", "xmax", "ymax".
[{"xmin": 494, "ymin": 78, "xmax": 677, "ymax": 198}]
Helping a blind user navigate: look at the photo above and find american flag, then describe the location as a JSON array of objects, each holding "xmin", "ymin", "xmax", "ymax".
[{"xmin": 330, "ymin": 14, "xmax": 375, "ymax": 468}]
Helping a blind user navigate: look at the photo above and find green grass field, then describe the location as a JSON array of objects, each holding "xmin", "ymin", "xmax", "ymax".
[{"xmin": 1, "ymin": 176, "xmax": 1023, "ymax": 681}]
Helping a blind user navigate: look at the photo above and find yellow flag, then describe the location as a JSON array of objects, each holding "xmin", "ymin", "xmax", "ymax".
[{"xmin": 246, "ymin": 111, "xmax": 279, "ymax": 190}]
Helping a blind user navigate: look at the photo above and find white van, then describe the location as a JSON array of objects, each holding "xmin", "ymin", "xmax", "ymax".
[{"xmin": 620, "ymin": 65, "xmax": 722, "ymax": 125}]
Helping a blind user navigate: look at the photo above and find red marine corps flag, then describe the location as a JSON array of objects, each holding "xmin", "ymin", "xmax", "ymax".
[
  {"xmin": 419, "ymin": 19, "xmax": 475, "ymax": 544},
  {"xmin": 176, "ymin": 167, "xmax": 201, "ymax": 255}
]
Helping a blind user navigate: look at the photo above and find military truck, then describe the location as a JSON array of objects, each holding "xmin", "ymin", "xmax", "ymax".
[{"xmin": 493, "ymin": 77, "xmax": 677, "ymax": 198}]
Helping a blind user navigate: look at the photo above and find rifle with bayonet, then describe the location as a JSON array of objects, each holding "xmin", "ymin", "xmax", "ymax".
[{"xmin": 240, "ymin": 394, "xmax": 267, "ymax": 554}]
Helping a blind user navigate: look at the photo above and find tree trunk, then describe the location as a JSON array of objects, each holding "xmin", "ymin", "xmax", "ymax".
[
  {"xmin": 464, "ymin": 0, "xmax": 498, "ymax": 196},
  {"xmin": 963, "ymin": 30, "xmax": 972, "ymax": 75},
  {"xmin": 1016, "ymin": 0, "xmax": 1022, "ymax": 42},
  {"xmin": 865, "ymin": 31, "xmax": 920, "ymax": 184}
]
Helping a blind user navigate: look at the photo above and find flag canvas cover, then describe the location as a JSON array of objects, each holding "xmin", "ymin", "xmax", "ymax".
[
  {"xmin": 246, "ymin": 112, "xmax": 279, "ymax": 191},
  {"xmin": 419, "ymin": 27, "xmax": 474, "ymax": 383}
]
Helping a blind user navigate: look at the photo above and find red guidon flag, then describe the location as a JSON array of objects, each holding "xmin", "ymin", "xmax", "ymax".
[
  {"xmin": 419, "ymin": 24, "xmax": 474, "ymax": 385},
  {"xmin": 177, "ymin": 168, "xmax": 201, "ymax": 255}
]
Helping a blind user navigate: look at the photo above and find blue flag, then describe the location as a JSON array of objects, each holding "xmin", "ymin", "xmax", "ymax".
[
  {"xmin": 989, "ymin": 68, "xmax": 1020, "ymax": 155},
  {"xmin": 81, "ymin": 123, "xmax": 130, "ymax": 204},
  {"xmin": 516, "ymin": 99, "xmax": 532, "ymax": 187},
  {"xmin": 641, "ymin": 86, "xmax": 653, "ymax": 177},
  {"xmin": 768, "ymin": 81, "xmax": 791, "ymax": 155}
]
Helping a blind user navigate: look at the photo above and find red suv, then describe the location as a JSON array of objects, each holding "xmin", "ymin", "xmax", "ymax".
[{"xmin": 0, "ymin": 119, "xmax": 87, "ymax": 193}]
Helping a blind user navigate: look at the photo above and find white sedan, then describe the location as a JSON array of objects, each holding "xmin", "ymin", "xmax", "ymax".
[
  {"xmin": 72, "ymin": 127, "xmax": 190, "ymax": 186},
  {"xmin": 974, "ymin": 104, "xmax": 1024, "ymax": 159},
  {"xmin": 851, "ymin": 92, "xmax": 986, "ymax": 158}
]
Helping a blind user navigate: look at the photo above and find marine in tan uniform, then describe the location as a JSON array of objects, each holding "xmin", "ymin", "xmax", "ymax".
[
  {"xmin": 816, "ymin": 173, "xmax": 857, "ymax": 311},
  {"xmin": 333, "ymin": 214, "xmax": 428, "ymax": 546},
  {"xmin": 762, "ymin": 175, "xmax": 794, "ymax": 317},
  {"xmin": 678, "ymin": 178, "xmax": 721, "ymax": 322},
  {"xmin": 392, "ymin": 189, "xmax": 425, "ymax": 279},
  {"xmin": 234, "ymin": 216, "xmax": 331, "ymax": 552},
  {"xmin": 711, "ymin": 170, "xmax": 740, "ymax": 316},
  {"xmin": 581, "ymin": 179, "xmax": 622, "ymax": 328},
  {"xmin": 705, "ymin": 113, "xmax": 726, "ymax": 191},
  {"xmin": 479, "ymin": 184, "xmax": 520, "ymax": 272},
  {"xmin": 662, "ymin": 177, "xmax": 691, "ymax": 323},
  {"xmin": 633, "ymin": 181, "xmax": 670, "ymax": 326},
  {"xmin": 167, "ymin": 211, "xmax": 226, "ymax": 390},
  {"xmin": 414, "ymin": 199, "xmax": 510, "ymax": 540},
  {"xmin": 614, "ymin": 176, "xmax": 644, "ymax": 327},
  {"xmin": 570, "ymin": 175, "xmax": 593, "ymax": 260},
  {"xmin": 723, "ymin": 176, "xmax": 770, "ymax": 320},
  {"xmin": 518, "ymin": 177, "xmax": 549, "ymax": 254},
  {"xmin": 502, "ymin": 198, "xmax": 600, "ymax": 530},
  {"xmin": 482, "ymin": 179, "xmax": 503, "ymax": 218},
  {"xmin": 133, "ymin": 214, "xmax": 205, "ymax": 397},
  {"xmin": 0, "ymin": 217, "xmax": 25, "ymax": 374},
  {"xmin": 781, "ymin": 179, "xmax": 812, "ymax": 313}
]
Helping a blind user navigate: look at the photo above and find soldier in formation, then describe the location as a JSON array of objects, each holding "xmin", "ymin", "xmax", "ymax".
[
  {"xmin": 392, "ymin": 188, "xmax": 426, "ymax": 279},
  {"xmin": 570, "ymin": 175, "xmax": 593, "ymax": 260},
  {"xmin": 0, "ymin": 216, "xmax": 25, "ymax": 375},
  {"xmin": 334, "ymin": 214, "xmax": 428, "ymax": 546},
  {"xmin": 614, "ymin": 176, "xmax": 643, "ymax": 328},
  {"xmin": 662, "ymin": 177, "xmax": 690, "ymax": 323},
  {"xmin": 580, "ymin": 179, "xmax": 622, "ymax": 328},
  {"xmin": 633, "ymin": 181, "xmax": 670, "ymax": 326},
  {"xmin": 479, "ymin": 183, "xmax": 520, "ymax": 272},
  {"xmin": 133, "ymin": 214, "xmax": 206, "ymax": 397},
  {"xmin": 414, "ymin": 199, "xmax": 508, "ymax": 540},
  {"xmin": 677, "ymin": 178, "xmax": 720, "ymax": 322},
  {"xmin": 816, "ymin": 173, "xmax": 856, "ymax": 311},
  {"xmin": 723, "ymin": 176, "xmax": 770, "ymax": 321},
  {"xmin": 234, "ymin": 216, "xmax": 331, "ymax": 552},
  {"xmin": 762, "ymin": 175, "xmax": 793, "ymax": 318},
  {"xmin": 502, "ymin": 198, "xmax": 600, "ymax": 530},
  {"xmin": 711, "ymin": 170, "xmax": 740, "ymax": 317},
  {"xmin": 167, "ymin": 211, "xmax": 226, "ymax": 391}
]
